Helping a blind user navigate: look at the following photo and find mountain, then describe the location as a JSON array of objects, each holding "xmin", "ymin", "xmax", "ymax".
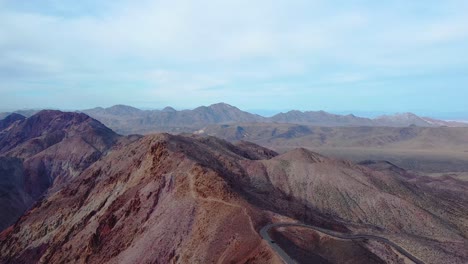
[
  {"xmin": 420, "ymin": 116, "xmax": 468, "ymax": 127},
  {"xmin": 374, "ymin": 112, "xmax": 433, "ymax": 127},
  {"xmin": 83, "ymin": 104, "xmax": 466, "ymax": 135},
  {"xmin": 194, "ymin": 123, "xmax": 468, "ymax": 173},
  {"xmin": 0, "ymin": 110, "xmax": 122, "ymax": 231},
  {"xmin": 271, "ymin": 110, "xmax": 375, "ymax": 126},
  {"xmin": 82, "ymin": 102, "xmax": 265, "ymax": 134},
  {"xmin": 85, "ymin": 105, "xmax": 143, "ymax": 117},
  {"xmin": 4, "ymin": 104, "xmax": 468, "ymax": 136},
  {"xmin": 0, "ymin": 110, "xmax": 38, "ymax": 120},
  {"xmin": 272, "ymin": 111, "xmax": 468, "ymax": 127},
  {"xmin": 1, "ymin": 133, "xmax": 466, "ymax": 263}
]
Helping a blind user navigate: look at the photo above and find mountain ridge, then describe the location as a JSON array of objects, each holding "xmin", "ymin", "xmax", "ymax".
[
  {"xmin": 1, "ymin": 132, "xmax": 467, "ymax": 263},
  {"xmin": 2, "ymin": 103, "xmax": 467, "ymax": 136}
]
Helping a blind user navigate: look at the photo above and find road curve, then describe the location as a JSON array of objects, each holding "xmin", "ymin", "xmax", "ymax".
[{"xmin": 260, "ymin": 223, "xmax": 425, "ymax": 264}]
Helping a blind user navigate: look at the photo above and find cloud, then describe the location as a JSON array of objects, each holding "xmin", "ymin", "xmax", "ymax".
[{"xmin": 0, "ymin": 0, "xmax": 467, "ymax": 112}]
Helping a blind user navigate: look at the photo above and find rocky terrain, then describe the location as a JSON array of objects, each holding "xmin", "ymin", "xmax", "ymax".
[
  {"xmin": 0, "ymin": 128, "xmax": 467, "ymax": 263},
  {"xmin": 0, "ymin": 111, "xmax": 122, "ymax": 230}
]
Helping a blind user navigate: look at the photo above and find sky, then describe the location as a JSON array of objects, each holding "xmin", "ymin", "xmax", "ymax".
[{"xmin": 0, "ymin": 0, "xmax": 467, "ymax": 117}]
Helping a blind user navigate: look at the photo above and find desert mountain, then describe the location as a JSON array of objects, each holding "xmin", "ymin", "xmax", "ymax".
[
  {"xmin": 374, "ymin": 113, "xmax": 433, "ymax": 127},
  {"xmin": 1, "ymin": 133, "xmax": 467, "ymax": 263},
  {"xmin": 81, "ymin": 104, "xmax": 467, "ymax": 135},
  {"xmin": 198, "ymin": 123, "xmax": 468, "ymax": 150},
  {"xmin": 2, "ymin": 104, "xmax": 467, "ymax": 136},
  {"xmin": 0, "ymin": 110, "xmax": 38, "ymax": 120},
  {"xmin": 270, "ymin": 110, "xmax": 375, "ymax": 126},
  {"xmin": 0, "ymin": 111, "xmax": 122, "ymax": 231},
  {"xmin": 82, "ymin": 102, "xmax": 266, "ymax": 134},
  {"xmin": 196, "ymin": 123, "xmax": 468, "ymax": 173}
]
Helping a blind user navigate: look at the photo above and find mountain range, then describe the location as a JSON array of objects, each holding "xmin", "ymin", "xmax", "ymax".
[
  {"xmin": 1, "ymin": 103, "xmax": 467, "ymax": 135},
  {"xmin": 0, "ymin": 109, "xmax": 467, "ymax": 263},
  {"xmin": 195, "ymin": 122, "xmax": 468, "ymax": 174}
]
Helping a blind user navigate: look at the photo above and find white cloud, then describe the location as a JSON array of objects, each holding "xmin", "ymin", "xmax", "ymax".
[{"xmin": 0, "ymin": 0, "xmax": 467, "ymax": 111}]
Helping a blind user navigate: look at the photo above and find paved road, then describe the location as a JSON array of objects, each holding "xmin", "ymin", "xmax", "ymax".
[{"xmin": 260, "ymin": 223, "xmax": 425, "ymax": 264}]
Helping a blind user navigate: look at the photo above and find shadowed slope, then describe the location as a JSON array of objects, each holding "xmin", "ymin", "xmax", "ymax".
[
  {"xmin": 0, "ymin": 157, "xmax": 31, "ymax": 231},
  {"xmin": 0, "ymin": 134, "xmax": 281, "ymax": 264},
  {"xmin": 0, "ymin": 134, "xmax": 466, "ymax": 263},
  {"xmin": 0, "ymin": 114, "xmax": 25, "ymax": 131}
]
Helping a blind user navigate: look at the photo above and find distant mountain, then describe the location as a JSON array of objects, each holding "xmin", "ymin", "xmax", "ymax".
[
  {"xmin": 273, "ymin": 111, "xmax": 468, "ymax": 127},
  {"xmin": 1, "ymin": 133, "xmax": 466, "ymax": 263},
  {"xmin": 374, "ymin": 112, "xmax": 433, "ymax": 127},
  {"xmin": 86, "ymin": 105, "xmax": 143, "ymax": 117},
  {"xmin": 420, "ymin": 116, "xmax": 468, "ymax": 127},
  {"xmin": 0, "ymin": 110, "xmax": 38, "ymax": 120},
  {"xmin": 271, "ymin": 110, "xmax": 375, "ymax": 126},
  {"xmin": 0, "ymin": 110, "xmax": 122, "ymax": 230},
  {"xmin": 195, "ymin": 122, "xmax": 468, "ymax": 173},
  {"xmin": 82, "ymin": 102, "xmax": 266, "ymax": 134},
  {"xmin": 3, "ymin": 104, "xmax": 467, "ymax": 136}
]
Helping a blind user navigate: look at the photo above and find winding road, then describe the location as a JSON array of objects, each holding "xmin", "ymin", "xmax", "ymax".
[{"xmin": 260, "ymin": 223, "xmax": 425, "ymax": 264}]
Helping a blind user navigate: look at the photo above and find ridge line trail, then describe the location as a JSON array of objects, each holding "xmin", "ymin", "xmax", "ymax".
[
  {"xmin": 188, "ymin": 172, "xmax": 285, "ymax": 264},
  {"xmin": 188, "ymin": 172, "xmax": 257, "ymax": 235}
]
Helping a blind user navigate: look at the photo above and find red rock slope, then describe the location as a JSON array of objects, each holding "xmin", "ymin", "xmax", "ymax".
[
  {"xmin": 0, "ymin": 133, "xmax": 467, "ymax": 263},
  {"xmin": 0, "ymin": 110, "xmax": 121, "ymax": 231}
]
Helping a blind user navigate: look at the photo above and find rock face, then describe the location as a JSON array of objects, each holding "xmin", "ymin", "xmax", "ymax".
[
  {"xmin": 0, "ymin": 110, "xmax": 121, "ymax": 231},
  {"xmin": 0, "ymin": 133, "xmax": 467, "ymax": 263}
]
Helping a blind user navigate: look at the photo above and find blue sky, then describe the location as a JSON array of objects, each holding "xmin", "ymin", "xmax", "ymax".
[{"xmin": 0, "ymin": 0, "xmax": 467, "ymax": 117}]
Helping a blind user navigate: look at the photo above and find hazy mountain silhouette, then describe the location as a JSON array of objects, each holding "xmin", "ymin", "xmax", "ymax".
[
  {"xmin": 80, "ymin": 103, "xmax": 467, "ymax": 135},
  {"xmin": 2, "ymin": 104, "xmax": 467, "ymax": 136}
]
